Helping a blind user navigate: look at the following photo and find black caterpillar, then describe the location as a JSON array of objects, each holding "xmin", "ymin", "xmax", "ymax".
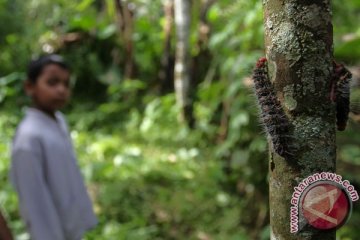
[
  {"xmin": 331, "ymin": 61, "xmax": 352, "ymax": 131},
  {"xmin": 252, "ymin": 57, "xmax": 293, "ymax": 158},
  {"xmin": 253, "ymin": 58, "xmax": 352, "ymax": 160}
]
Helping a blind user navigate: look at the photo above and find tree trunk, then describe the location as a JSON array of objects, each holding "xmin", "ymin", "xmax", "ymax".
[
  {"xmin": 191, "ymin": 0, "xmax": 215, "ymax": 96},
  {"xmin": 197, "ymin": 0, "xmax": 215, "ymax": 47},
  {"xmin": 115, "ymin": 0, "xmax": 135, "ymax": 79},
  {"xmin": 263, "ymin": 1, "xmax": 336, "ymax": 239},
  {"xmin": 174, "ymin": 0, "xmax": 194, "ymax": 127},
  {"xmin": 159, "ymin": 0, "xmax": 175, "ymax": 94}
]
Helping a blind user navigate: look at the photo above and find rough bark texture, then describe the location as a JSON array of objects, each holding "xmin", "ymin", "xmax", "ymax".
[
  {"xmin": 174, "ymin": 0, "xmax": 194, "ymax": 126},
  {"xmin": 263, "ymin": 0, "xmax": 336, "ymax": 239}
]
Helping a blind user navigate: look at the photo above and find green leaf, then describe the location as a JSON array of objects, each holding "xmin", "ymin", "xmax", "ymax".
[
  {"xmin": 69, "ymin": 14, "xmax": 97, "ymax": 31},
  {"xmin": 97, "ymin": 24, "xmax": 117, "ymax": 39},
  {"xmin": 76, "ymin": 0, "xmax": 95, "ymax": 11},
  {"xmin": 335, "ymin": 38, "xmax": 360, "ymax": 60}
]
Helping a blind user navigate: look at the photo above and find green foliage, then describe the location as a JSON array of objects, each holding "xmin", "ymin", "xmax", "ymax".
[
  {"xmin": 0, "ymin": 0, "xmax": 360, "ymax": 239},
  {"xmin": 0, "ymin": 72, "xmax": 25, "ymax": 104},
  {"xmin": 0, "ymin": 104, "xmax": 251, "ymax": 239},
  {"xmin": 333, "ymin": 0, "xmax": 360, "ymax": 62}
]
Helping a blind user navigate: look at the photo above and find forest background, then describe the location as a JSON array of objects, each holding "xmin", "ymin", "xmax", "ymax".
[{"xmin": 0, "ymin": 0, "xmax": 360, "ymax": 239}]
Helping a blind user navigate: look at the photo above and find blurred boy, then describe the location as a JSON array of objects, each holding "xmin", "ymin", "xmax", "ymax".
[{"xmin": 10, "ymin": 55, "xmax": 97, "ymax": 240}]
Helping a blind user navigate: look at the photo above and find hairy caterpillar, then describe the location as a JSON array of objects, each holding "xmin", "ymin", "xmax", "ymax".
[
  {"xmin": 252, "ymin": 57, "xmax": 293, "ymax": 158},
  {"xmin": 253, "ymin": 58, "xmax": 352, "ymax": 158},
  {"xmin": 331, "ymin": 61, "xmax": 352, "ymax": 131}
]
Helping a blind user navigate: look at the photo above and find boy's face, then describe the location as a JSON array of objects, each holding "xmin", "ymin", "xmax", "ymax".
[{"xmin": 25, "ymin": 64, "xmax": 71, "ymax": 114}]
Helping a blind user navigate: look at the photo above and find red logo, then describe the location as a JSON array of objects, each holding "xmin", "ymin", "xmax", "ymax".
[{"xmin": 301, "ymin": 182, "xmax": 350, "ymax": 230}]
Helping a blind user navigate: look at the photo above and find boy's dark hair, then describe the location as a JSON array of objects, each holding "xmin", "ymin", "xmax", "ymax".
[{"xmin": 27, "ymin": 54, "xmax": 70, "ymax": 83}]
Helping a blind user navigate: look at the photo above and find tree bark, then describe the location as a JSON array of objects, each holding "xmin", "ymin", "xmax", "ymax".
[
  {"xmin": 263, "ymin": 0, "xmax": 336, "ymax": 239},
  {"xmin": 174, "ymin": 0, "xmax": 194, "ymax": 127}
]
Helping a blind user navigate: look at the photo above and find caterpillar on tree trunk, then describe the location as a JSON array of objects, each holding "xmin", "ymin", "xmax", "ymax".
[
  {"xmin": 252, "ymin": 57, "xmax": 294, "ymax": 159},
  {"xmin": 252, "ymin": 58, "xmax": 352, "ymax": 159},
  {"xmin": 331, "ymin": 61, "xmax": 352, "ymax": 131}
]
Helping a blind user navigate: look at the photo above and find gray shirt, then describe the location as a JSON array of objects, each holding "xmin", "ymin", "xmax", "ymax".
[{"xmin": 10, "ymin": 108, "xmax": 97, "ymax": 240}]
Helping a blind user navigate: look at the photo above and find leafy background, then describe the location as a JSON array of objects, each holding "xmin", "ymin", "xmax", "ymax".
[{"xmin": 0, "ymin": 0, "xmax": 360, "ymax": 239}]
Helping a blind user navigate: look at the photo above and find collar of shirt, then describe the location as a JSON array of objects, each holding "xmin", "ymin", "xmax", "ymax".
[
  {"xmin": 25, "ymin": 107, "xmax": 69, "ymax": 137},
  {"xmin": 26, "ymin": 107, "xmax": 61, "ymax": 122}
]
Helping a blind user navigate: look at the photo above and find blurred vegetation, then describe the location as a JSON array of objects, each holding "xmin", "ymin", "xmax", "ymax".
[{"xmin": 0, "ymin": 0, "xmax": 360, "ymax": 239}]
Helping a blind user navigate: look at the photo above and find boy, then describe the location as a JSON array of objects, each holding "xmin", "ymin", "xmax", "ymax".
[{"xmin": 10, "ymin": 55, "xmax": 97, "ymax": 240}]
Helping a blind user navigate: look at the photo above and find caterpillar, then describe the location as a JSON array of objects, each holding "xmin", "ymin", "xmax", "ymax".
[
  {"xmin": 252, "ymin": 57, "xmax": 293, "ymax": 159},
  {"xmin": 253, "ymin": 58, "xmax": 352, "ymax": 159},
  {"xmin": 331, "ymin": 61, "xmax": 352, "ymax": 131}
]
